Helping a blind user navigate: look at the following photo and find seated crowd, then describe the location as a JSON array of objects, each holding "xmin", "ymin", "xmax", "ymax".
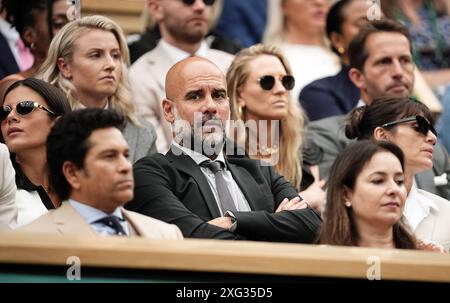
[{"xmin": 1, "ymin": 0, "xmax": 450, "ymax": 254}]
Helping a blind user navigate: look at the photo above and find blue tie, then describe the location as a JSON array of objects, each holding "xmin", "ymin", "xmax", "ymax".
[{"xmin": 94, "ymin": 216, "xmax": 127, "ymax": 236}]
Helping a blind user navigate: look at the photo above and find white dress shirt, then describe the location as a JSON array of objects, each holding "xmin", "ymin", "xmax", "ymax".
[
  {"xmin": 404, "ymin": 179, "xmax": 439, "ymax": 231},
  {"xmin": 173, "ymin": 143, "xmax": 251, "ymax": 216},
  {"xmin": 159, "ymin": 38, "xmax": 209, "ymax": 62}
]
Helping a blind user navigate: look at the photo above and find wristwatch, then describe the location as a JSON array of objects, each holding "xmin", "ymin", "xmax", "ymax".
[{"xmin": 225, "ymin": 211, "xmax": 237, "ymax": 231}]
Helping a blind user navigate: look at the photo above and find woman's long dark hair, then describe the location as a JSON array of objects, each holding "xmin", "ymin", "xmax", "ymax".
[{"xmin": 317, "ymin": 140, "xmax": 417, "ymax": 249}]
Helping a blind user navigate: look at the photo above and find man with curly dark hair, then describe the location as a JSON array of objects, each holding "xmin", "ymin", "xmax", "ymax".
[{"xmin": 19, "ymin": 108, "xmax": 183, "ymax": 239}]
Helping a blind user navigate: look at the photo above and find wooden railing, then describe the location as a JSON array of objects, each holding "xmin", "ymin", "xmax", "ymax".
[
  {"xmin": 81, "ymin": 0, "xmax": 146, "ymax": 34},
  {"xmin": 0, "ymin": 233, "xmax": 449, "ymax": 282}
]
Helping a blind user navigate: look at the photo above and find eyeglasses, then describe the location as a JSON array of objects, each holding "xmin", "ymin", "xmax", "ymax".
[
  {"xmin": 381, "ymin": 115, "xmax": 436, "ymax": 136},
  {"xmin": 258, "ymin": 75, "xmax": 295, "ymax": 91},
  {"xmin": 0, "ymin": 101, "xmax": 57, "ymax": 121},
  {"xmin": 181, "ymin": 0, "xmax": 216, "ymax": 6}
]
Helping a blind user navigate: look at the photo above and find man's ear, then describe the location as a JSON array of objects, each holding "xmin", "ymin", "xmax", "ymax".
[
  {"xmin": 348, "ymin": 68, "xmax": 365, "ymax": 90},
  {"xmin": 62, "ymin": 161, "xmax": 81, "ymax": 190},
  {"xmin": 162, "ymin": 98, "xmax": 175, "ymax": 123},
  {"xmin": 57, "ymin": 57, "xmax": 72, "ymax": 79},
  {"xmin": 148, "ymin": 0, "xmax": 164, "ymax": 21},
  {"xmin": 373, "ymin": 126, "xmax": 391, "ymax": 141}
]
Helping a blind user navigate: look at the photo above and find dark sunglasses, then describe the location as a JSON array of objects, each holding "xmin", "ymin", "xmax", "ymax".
[
  {"xmin": 0, "ymin": 101, "xmax": 57, "ymax": 121},
  {"xmin": 381, "ymin": 115, "xmax": 437, "ymax": 136},
  {"xmin": 181, "ymin": 0, "xmax": 215, "ymax": 6},
  {"xmin": 258, "ymin": 75, "xmax": 295, "ymax": 91}
]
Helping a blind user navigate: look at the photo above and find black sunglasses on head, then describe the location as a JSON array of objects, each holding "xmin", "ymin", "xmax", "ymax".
[
  {"xmin": 0, "ymin": 101, "xmax": 57, "ymax": 121},
  {"xmin": 381, "ymin": 115, "xmax": 437, "ymax": 136},
  {"xmin": 258, "ymin": 75, "xmax": 295, "ymax": 91},
  {"xmin": 181, "ymin": 0, "xmax": 215, "ymax": 6}
]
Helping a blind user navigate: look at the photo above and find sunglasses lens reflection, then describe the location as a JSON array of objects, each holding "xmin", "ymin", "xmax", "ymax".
[
  {"xmin": 282, "ymin": 75, "xmax": 295, "ymax": 90},
  {"xmin": 16, "ymin": 101, "xmax": 35, "ymax": 115},
  {"xmin": 0, "ymin": 106, "xmax": 11, "ymax": 121},
  {"xmin": 0, "ymin": 101, "xmax": 36, "ymax": 121},
  {"xmin": 182, "ymin": 0, "xmax": 215, "ymax": 5},
  {"xmin": 417, "ymin": 116, "xmax": 436, "ymax": 136},
  {"xmin": 259, "ymin": 75, "xmax": 295, "ymax": 91},
  {"xmin": 259, "ymin": 76, "xmax": 275, "ymax": 90}
]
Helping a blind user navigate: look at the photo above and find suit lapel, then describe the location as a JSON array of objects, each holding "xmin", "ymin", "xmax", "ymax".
[
  {"xmin": 226, "ymin": 160, "xmax": 268, "ymax": 211},
  {"xmin": 166, "ymin": 147, "xmax": 222, "ymax": 218},
  {"xmin": 121, "ymin": 208, "xmax": 142, "ymax": 236},
  {"xmin": 52, "ymin": 203, "xmax": 98, "ymax": 236}
]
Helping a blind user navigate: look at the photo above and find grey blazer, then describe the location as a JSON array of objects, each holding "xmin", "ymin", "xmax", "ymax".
[
  {"xmin": 123, "ymin": 117, "xmax": 158, "ymax": 163},
  {"xmin": 306, "ymin": 115, "xmax": 450, "ymax": 199}
]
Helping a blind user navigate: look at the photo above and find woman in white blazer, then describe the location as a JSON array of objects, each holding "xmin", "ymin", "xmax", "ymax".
[{"xmin": 0, "ymin": 143, "xmax": 17, "ymax": 230}]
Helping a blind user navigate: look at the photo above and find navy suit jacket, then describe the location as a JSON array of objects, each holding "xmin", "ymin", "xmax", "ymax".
[
  {"xmin": 0, "ymin": 32, "xmax": 20, "ymax": 80},
  {"xmin": 215, "ymin": 0, "xmax": 267, "ymax": 47},
  {"xmin": 126, "ymin": 148, "xmax": 321, "ymax": 243},
  {"xmin": 299, "ymin": 65, "xmax": 360, "ymax": 121}
]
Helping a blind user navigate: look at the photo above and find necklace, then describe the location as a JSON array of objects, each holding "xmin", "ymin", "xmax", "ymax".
[{"xmin": 257, "ymin": 144, "xmax": 279, "ymax": 157}]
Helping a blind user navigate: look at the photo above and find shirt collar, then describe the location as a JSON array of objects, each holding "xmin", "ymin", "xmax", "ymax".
[
  {"xmin": 171, "ymin": 142, "xmax": 226, "ymax": 167},
  {"xmin": 73, "ymin": 100, "xmax": 110, "ymax": 110},
  {"xmin": 159, "ymin": 38, "xmax": 208, "ymax": 63},
  {"xmin": 12, "ymin": 157, "xmax": 55, "ymax": 210},
  {"xmin": 356, "ymin": 99, "xmax": 366, "ymax": 108},
  {"xmin": 0, "ymin": 18, "xmax": 19, "ymax": 42},
  {"xmin": 68, "ymin": 199, "xmax": 124, "ymax": 224},
  {"xmin": 404, "ymin": 180, "xmax": 439, "ymax": 231}
]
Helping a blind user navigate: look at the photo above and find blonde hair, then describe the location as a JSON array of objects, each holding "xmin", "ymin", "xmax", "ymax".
[
  {"xmin": 263, "ymin": 0, "xmax": 287, "ymax": 45},
  {"xmin": 38, "ymin": 15, "xmax": 138, "ymax": 124},
  {"xmin": 226, "ymin": 43, "xmax": 305, "ymax": 190}
]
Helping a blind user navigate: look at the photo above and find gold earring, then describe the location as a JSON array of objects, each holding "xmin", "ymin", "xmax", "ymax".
[
  {"xmin": 238, "ymin": 105, "xmax": 243, "ymax": 116},
  {"xmin": 30, "ymin": 42, "xmax": 36, "ymax": 51},
  {"xmin": 345, "ymin": 201, "xmax": 352, "ymax": 208},
  {"xmin": 338, "ymin": 47, "xmax": 345, "ymax": 54}
]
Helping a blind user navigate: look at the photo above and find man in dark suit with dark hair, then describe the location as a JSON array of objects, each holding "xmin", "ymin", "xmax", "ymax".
[{"xmin": 126, "ymin": 56, "xmax": 321, "ymax": 242}]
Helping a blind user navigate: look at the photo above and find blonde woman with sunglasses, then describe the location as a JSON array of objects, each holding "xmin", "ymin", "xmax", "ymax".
[
  {"xmin": 0, "ymin": 78, "xmax": 71, "ymax": 227},
  {"xmin": 346, "ymin": 96, "xmax": 450, "ymax": 251},
  {"xmin": 226, "ymin": 44, "xmax": 326, "ymax": 211}
]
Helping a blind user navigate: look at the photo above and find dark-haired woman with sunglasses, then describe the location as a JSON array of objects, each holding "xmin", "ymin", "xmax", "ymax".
[
  {"xmin": 346, "ymin": 96, "xmax": 450, "ymax": 251},
  {"xmin": 0, "ymin": 78, "xmax": 71, "ymax": 228},
  {"xmin": 227, "ymin": 44, "xmax": 326, "ymax": 211}
]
